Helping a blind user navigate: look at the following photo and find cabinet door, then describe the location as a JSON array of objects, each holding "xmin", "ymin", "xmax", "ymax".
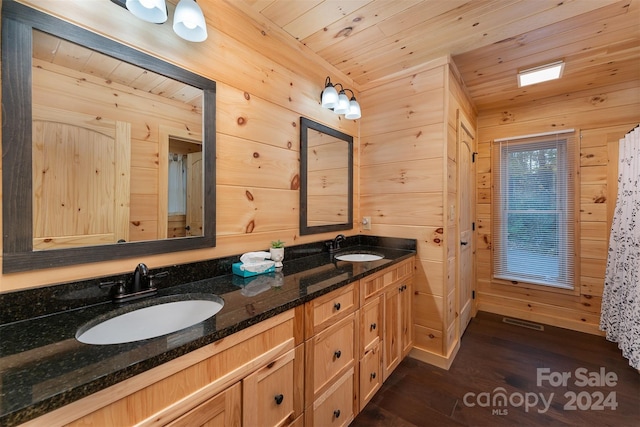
[
  {"xmin": 383, "ymin": 285, "xmax": 401, "ymax": 380},
  {"xmin": 400, "ymin": 279, "xmax": 413, "ymax": 357},
  {"xmin": 306, "ymin": 368, "xmax": 355, "ymax": 427},
  {"xmin": 359, "ymin": 344, "xmax": 381, "ymax": 409},
  {"xmin": 166, "ymin": 382, "xmax": 241, "ymax": 427},
  {"xmin": 306, "ymin": 313, "xmax": 355, "ymax": 402},
  {"xmin": 243, "ymin": 349, "xmax": 296, "ymax": 427},
  {"xmin": 360, "ymin": 296, "xmax": 382, "ymax": 357}
]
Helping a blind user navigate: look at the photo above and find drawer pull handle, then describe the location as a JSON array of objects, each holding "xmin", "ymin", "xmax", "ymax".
[
  {"xmin": 334, "ymin": 302, "xmax": 341, "ymax": 310},
  {"xmin": 334, "ymin": 350, "xmax": 342, "ymax": 359},
  {"xmin": 334, "ymin": 409, "xmax": 341, "ymax": 418},
  {"xmin": 274, "ymin": 394, "xmax": 284, "ymax": 405},
  {"xmin": 370, "ymin": 372, "xmax": 376, "ymax": 380},
  {"xmin": 370, "ymin": 322, "xmax": 377, "ymax": 331}
]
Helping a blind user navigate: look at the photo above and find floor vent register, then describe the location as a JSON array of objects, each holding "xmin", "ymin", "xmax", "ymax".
[{"xmin": 502, "ymin": 317, "xmax": 545, "ymax": 331}]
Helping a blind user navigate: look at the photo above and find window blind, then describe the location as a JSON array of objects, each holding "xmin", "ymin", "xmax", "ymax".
[{"xmin": 492, "ymin": 133, "xmax": 575, "ymax": 289}]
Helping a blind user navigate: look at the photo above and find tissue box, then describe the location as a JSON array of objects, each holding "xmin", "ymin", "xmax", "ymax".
[{"xmin": 232, "ymin": 262, "xmax": 276, "ymax": 278}]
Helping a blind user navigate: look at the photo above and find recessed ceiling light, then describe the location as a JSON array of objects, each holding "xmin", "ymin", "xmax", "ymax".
[{"xmin": 517, "ymin": 61, "xmax": 564, "ymax": 87}]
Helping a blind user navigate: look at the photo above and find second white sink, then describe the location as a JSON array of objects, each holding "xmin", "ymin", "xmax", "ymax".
[
  {"xmin": 76, "ymin": 295, "xmax": 224, "ymax": 345},
  {"xmin": 335, "ymin": 253, "xmax": 384, "ymax": 262}
]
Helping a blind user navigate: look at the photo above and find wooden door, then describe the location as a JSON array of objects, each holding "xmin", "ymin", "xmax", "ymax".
[
  {"xmin": 382, "ymin": 286, "xmax": 400, "ymax": 380},
  {"xmin": 458, "ymin": 114, "xmax": 476, "ymax": 333},
  {"xmin": 243, "ymin": 349, "xmax": 296, "ymax": 427},
  {"xmin": 166, "ymin": 382, "xmax": 241, "ymax": 427},
  {"xmin": 186, "ymin": 151, "xmax": 203, "ymax": 236},
  {"xmin": 400, "ymin": 278, "xmax": 413, "ymax": 357},
  {"xmin": 32, "ymin": 106, "xmax": 130, "ymax": 250}
]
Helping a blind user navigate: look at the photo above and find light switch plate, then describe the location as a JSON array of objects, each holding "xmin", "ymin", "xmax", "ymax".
[{"xmin": 362, "ymin": 216, "xmax": 371, "ymax": 230}]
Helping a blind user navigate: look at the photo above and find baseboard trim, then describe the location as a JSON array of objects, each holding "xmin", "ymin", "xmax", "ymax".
[
  {"xmin": 477, "ymin": 304, "xmax": 605, "ymax": 336},
  {"xmin": 409, "ymin": 340, "xmax": 460, "ymax": 370}
]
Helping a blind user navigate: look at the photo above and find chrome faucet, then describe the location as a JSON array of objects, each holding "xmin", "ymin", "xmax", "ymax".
[
  {"xmin": 327, "ymin": 234, "xmax": 346, "ymax": 254},
  {"xmin": 100, "ymin": 263, "xmax": 168, "ymax": 303}
]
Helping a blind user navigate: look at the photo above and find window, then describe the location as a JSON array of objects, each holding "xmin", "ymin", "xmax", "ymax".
[{"xmin": 493, "ymin": 133, "xmax": 575, "ymax": 289}]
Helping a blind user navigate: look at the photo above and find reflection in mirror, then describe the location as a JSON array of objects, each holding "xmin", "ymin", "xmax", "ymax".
[
  {"xmin": 300, "ymin": 117, "xmax": 353, "ymax": 235},
  {"xmin": 2, "ymin": 1, "xmax": 216, "ymax": 272},
  {"xmin": 31, "ymin": 30, "xmax": 204, "ymax": 250}
]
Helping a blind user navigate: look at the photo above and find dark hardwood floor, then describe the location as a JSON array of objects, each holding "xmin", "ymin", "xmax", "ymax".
[{"xmin": 353, "ymin": 312, "xmax": 639, "ymax": 427}]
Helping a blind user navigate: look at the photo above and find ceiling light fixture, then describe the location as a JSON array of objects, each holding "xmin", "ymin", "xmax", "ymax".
[
  {"xmin": 112, "ymin": 0, "xmax": 208, "ymax": 42},
  {"xmin": 321, "ymin": 77, "xmax": 361, "ymax": 120},
  {"xmin": 517, "ymin": 61, "xmax": 564, "ymax": 87}
]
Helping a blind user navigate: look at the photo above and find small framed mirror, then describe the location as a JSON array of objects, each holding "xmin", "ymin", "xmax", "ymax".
[
  {"xmin": 1, "ymin": 2, "xmax": 216, "ymax": 272},
  {"xmin": 299, "ymin": 117, "xmax": 353, "ymax": 235}
]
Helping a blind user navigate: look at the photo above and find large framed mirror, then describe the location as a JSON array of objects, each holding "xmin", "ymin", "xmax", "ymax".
[
  {"xmin": 299, "ymin": 117, "xmax": 353, "ymax": 235},
  {"xmin": 2, "ymin": 1, "xmax": 216, "ymax": 273}
]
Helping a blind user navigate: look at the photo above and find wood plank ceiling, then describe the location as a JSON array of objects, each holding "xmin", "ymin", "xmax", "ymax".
[{"xmin": 232, "ymin": 0, "xmax": 640, "ymax": 110}]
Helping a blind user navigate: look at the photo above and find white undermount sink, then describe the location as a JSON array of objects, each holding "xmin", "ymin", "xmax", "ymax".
[
  {"xmin": 76, "ymin": 295, "xmax": 224, "ymax": 345},
  {"xmin": 335, "ymin": 253, "xmax": 384, "ymax": 262}
]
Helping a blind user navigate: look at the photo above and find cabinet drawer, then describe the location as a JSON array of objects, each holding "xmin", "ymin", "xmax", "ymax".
[
  {"xmin": 360, "ymin": 258, "xmax": 414, "ymax": 303},
  {"xmin": 305, "ymin": 313, "xmax": 355, "ymax": 401},
  {"xmin": 305, "ymin": 282, "xmax": 357, "ymax": 338},
  {"xmin": 166, "ymin": 382, "xmax": 241, "ymax": 427},
  {"xmin": 359, "ymin": 344, "xmax": 381, "ymax": 410},
  {"xmin": 243, "ymin": 349, "xmax": 296, "ymax": 427},
  {"xmin": 306, "ymin": 368, "xmax": 355, "ymax": 427},
  {"xmin": 360, "ymin": 296, "xmax": 381, "ymax": 356}
]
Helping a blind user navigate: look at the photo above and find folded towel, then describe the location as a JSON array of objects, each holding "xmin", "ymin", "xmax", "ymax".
[
  {"xmin": 240, "ymin": 251, "xmax": 271, "ymax": 265},
  {"xmin": 239, "ymin": 259, "xmax": 276, "ymax": 273}
]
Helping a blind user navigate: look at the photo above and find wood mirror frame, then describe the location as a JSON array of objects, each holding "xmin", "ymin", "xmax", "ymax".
[
  {"xmin": 299, "ymin": 117, "xmax": 353, "ymax": 236},
  {"xmin": 1, "ymin": 1, "xmax": 216, "ymax": 273}
]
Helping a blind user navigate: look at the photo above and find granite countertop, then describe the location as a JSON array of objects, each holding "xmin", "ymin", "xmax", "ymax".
[{"xmin": 0, "ymin": 236, "xmax": 415, "ymax": 426}]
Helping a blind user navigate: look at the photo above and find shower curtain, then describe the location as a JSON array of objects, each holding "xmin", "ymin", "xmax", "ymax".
[{"xmin": 600, "ymin": 125, "xmax": 640, "ymax": 370}]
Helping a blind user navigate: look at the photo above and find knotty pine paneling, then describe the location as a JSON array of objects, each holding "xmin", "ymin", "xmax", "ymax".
[
  {"xmin": 475, "ymin": 80, "xmax": 639, "ymax": 335},
  {"xmin": 0, "ymin": 1, "xmax": 358, "ymax": 292},
  {"xmin": 360, "ymin": 124, "xmax": 444, "ymax": 166},
  {"xmin": 360, "ymin": 60, "xmax": 475, "ymax": 361}
]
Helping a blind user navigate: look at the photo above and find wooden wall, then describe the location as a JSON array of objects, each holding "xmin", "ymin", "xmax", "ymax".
[
  {"xmin": 359, "ymin": 57, "xmax": 476, "ymax": 368},
  {"xmin": 0, "ymin": 0, "xmax": 359, "ymax": 292},
  {"xmin": 475, "ymin": 81, "xmax": 640, "ymax": 335}
]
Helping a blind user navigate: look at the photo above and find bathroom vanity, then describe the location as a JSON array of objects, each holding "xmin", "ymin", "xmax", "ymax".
[{"xmin": 0, "ymin": 236, "xmax": 415, "ymax": 426}]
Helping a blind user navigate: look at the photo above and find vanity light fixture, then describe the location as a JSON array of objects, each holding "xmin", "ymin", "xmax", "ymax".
[
  {"xmin": 113, "ymin": 0, "xmax": 208, "ymax": 42},
  {"xmin": 173, "ymin": 0, "xmax": 208, "ymax": 42},
  {"xmin": 517, "ymin": 60, "xmax": 564, "ymax": 87},
  {"xmin": 321, "ymin": 76, "xmax": 361, "ymax": 120},
  {"xmin": 125, "ymin": 0, "xmax": 168, "ymax": 23}
]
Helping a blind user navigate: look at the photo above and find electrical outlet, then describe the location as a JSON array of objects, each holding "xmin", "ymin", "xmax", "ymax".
[{"xmin": 362, "ymin": 216, "xmax": 371, "ymax": 230}]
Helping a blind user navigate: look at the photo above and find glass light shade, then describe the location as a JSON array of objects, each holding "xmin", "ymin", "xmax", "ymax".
[
  {"xmin": 173, "ymin": 0, "xmax": 208, "ymax": 42},
  {"xmin": 345, "ymin": 98, "xmax": 361, "ymax": 119},
  {"xmin": 126, "ymin": 0, "xmax": 168, "ymax": 23},
  {"xmin": 333, "ymin": 92, "xmax": 350, "ymax": 114},
  {"xmin": 321, "ymin": 85, "xmax": 338, "ymax": 109}
]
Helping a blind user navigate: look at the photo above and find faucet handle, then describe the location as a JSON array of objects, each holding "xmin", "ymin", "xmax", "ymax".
[
  {"xmin": 149, "ymin": 271, "xmax": 169, "ymax": 288},
  {"xmin": 99, "ymin": 280, "xmax": 126, "ymax": 298}
]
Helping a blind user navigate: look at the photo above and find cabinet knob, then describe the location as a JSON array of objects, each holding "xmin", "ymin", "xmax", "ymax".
[
  {"xmin": 370, "ymin": 322, "xmax": 377, "ymax": 331},
  {"xmin": 333, "ymin": 409, "xmax": 341, "ymax": 418},
  {"xmin": 370, "ymin": 372, "xmax": 376, "ymax": 380},
  {"xmin": 334, "ymin": 302, "xmax": 341, "ymax": 311},
  {"xmin": 274, "ymin": 394, "xmax": 284, "ymax": 405},
  {"xmin": 334, "ymin": 350, "xmax": 342, "ymax": 359}
]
